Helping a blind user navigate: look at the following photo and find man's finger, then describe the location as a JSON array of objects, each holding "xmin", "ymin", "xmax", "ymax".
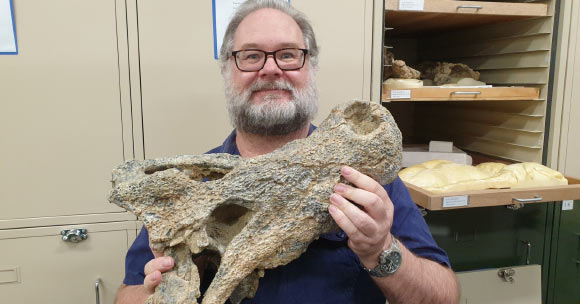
[
  {"xmin": 143, "ymin": 270, "xmax": 162, "ymax": 294},
  {"xmin": 340, "ymin": 166, "xmax": 390, "ymax": 204},
  {"xmin": 328, "ymin": 204, "xmax": 365, "ymax": 240},
  {"xmin": 329, "ymin": 194, "xmax": 377, "ymax": 238},
  {"xmin": 334, "ymin": 183, "xmax": 387, "ymax": 221},
  {"xmin": 144, "ymin": 256, "xmax": 174, "ymax": 276}
]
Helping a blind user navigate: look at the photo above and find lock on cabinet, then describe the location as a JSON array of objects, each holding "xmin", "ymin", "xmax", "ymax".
[{"xmin": 0, "ymin": 222, "xmax": 138, "ymax": 304}]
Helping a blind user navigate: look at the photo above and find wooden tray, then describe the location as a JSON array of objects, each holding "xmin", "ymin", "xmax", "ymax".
[
  {"xmin": 383, "ymin": 87, "xmax": 540, "ymax": 102},
  {"xmin": 404, "ymin": 176, "xmax": 580, "ymax": 210},
  {"xmin": 385, "ymin": 0, "xmax": 548, "ymax": 36}
]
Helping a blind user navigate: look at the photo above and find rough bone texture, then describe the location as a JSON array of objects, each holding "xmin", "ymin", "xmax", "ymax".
[
  {"xmin": 383, "ymin": 51, "xmax": 421, "ymax": 80},
  {"xmin": 419, "ymin": 61, "xmax": 480, "ymax": 86},
  {"xmin": 109, "ymin": 101, "xmax": 402, "ymax": 304}
]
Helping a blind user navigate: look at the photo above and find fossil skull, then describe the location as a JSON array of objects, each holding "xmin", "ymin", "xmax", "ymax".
[{"xmin": 109, "ymin": 101, "xmax": 402, "ymax": 304}]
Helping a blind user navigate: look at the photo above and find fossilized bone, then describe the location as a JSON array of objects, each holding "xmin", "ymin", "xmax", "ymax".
[
  {"xmin": 383, "ymin": 50, "xmax": 421, "ymax": 80},
  {"xmin": 418, "ymin": 61, "xmax": 480, "ymax": 86},
  {"xmin": 109, "ymin": 101, "xmax": 402, "ymax": 304}
]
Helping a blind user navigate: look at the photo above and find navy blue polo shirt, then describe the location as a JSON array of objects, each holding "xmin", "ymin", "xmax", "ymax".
[{"xmin": 123, "ymin": 126, "xmax": 450, "ymax": 303}]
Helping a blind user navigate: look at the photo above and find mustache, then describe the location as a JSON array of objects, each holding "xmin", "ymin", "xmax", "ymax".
[{"xmin": 248, "ymin": 80, "xmax": 294, "ymax": 93}]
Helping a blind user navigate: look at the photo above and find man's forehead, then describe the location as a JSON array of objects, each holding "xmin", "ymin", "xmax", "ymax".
[
  {"xmin": 237, "ymin": 42, "xmax": 302, "ymax": 50},
  {"xmin": 233, "ymin": 8, "xmax": 305, "ymax": 50}
]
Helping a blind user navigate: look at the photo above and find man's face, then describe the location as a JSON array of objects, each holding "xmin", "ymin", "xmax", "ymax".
[{"xmin": 224, "ymin": 8, "xmax": 318, "ymax": 136}]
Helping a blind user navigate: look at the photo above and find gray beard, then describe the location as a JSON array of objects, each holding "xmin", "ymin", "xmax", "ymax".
[{"xmin": 224, "ymin": 73, "xmax": 318, "ymax": 136}]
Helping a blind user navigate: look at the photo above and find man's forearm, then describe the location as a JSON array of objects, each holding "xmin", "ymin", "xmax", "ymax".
[
  {"xmin": 373, "ymin": 243, "xmax": 460, "ymax": 304},
  {"xmin": 115, "ymin": 284, "xmax": 151, "ymax": 304}
]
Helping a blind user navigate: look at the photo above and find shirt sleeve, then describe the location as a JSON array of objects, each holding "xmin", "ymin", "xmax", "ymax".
[
  {"xmin": 386, "ymin": 177, "xmax": 451, "ymax": 267},
  {"xmin": 123, "ymin": 226, "xmax": 155, "ymax": 285}
]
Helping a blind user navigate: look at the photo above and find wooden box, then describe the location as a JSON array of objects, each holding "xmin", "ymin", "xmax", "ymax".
[{"xmin": 405, "ymin": 176, "xmax": 580, "ymax": 210}]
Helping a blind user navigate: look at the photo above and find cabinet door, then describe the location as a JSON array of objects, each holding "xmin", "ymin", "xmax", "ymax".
[
  {"xmin": 134, "ymin": 0, "xmax": 373, "ymax": 157},
  {"xmin": 0, "ymin": 222, "xmax": 136, "ymax": 304},
  {"xmin": 549, "ymin": 201, "xmax": 580, "ymax": 303},
  {"xmin": 457, "ymin": 265, "xmax": 542, "ymax": 304},
  {"xmin": 0, "ymin": 0, "xmax": 127, "ymax": 220}
]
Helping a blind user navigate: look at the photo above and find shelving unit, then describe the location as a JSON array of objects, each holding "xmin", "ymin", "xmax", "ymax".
[
  {"xmin": 376, "ymin": 2, "xmax": 580, "ymax": 303},
  {"xmin": 381, "ymin": 0, "xmax": 555, "ymax": 163}
]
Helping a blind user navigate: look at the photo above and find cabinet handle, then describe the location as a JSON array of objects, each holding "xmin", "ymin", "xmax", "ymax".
[
  {"xmin": 61, "ymin": 228, "xmax": 88, "ymax": 243},
  {"xmin": 577, "ymin": 233, "xmax": 580, "ymax": 266},
  {"xmin": 450, "ymin": 91, "xmax": 481, "ymax": 95},
  {"xmin": 513, "ymin": 196, "xmax": 543, "ymax": 203},
  {"xmin": 95, "ymin": 278, "xmax": 101, "ymax": 304},
  {"xmin": 457, "ymin": 5, "xmax": 483, "ymax": 11},
  {"xmin": 520, "ymin": 240, "xmax": 531, "ymax": 265}
]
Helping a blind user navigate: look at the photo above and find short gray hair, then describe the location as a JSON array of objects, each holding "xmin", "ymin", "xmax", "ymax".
[{"xmin": 219, "ymin": 0, "xmax": 319, "ymax": 72}]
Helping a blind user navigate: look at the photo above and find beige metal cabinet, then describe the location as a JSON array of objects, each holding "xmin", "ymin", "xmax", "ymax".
[
  {"xmin": 457, "ymin": 265, "xmax": 542, "ymax": 304},
  {"xmin": 550, "ymin": 0, "xmax": 580, "ymax": 178},
  {"xmin": 126, "ymin": 0, "xmax": 376, "ymax": 158},
  {"xmin": 0, "ymin": 0, "xmax": 133, "ymax": 222},
  {"xmin": 0, "ymin": 0, "xmax": 138, "ymax": 301},
  {"xmin": 0, "ymin": 221, "xmax": 139, "ymax": 304}
]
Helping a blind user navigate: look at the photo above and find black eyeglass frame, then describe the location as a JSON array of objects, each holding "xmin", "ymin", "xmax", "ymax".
[{"xmin": 231, "ymin": 48, "xmax": 309, "ymax": 72}]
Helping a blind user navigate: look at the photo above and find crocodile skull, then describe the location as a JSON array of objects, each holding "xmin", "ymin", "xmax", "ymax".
[{"xmin": 108, "ymin": 101, "xmax": 402, "ymax": 304}]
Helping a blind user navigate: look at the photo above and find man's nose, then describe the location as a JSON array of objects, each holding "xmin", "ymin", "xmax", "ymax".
[{"xmin": 259, "ymin": 55, "xmax": 282, "ymax": 76}]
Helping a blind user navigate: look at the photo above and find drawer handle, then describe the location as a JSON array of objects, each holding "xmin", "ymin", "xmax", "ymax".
[
  {"xmin": 61, "ymin": 228, "xmax": 88, "ymax": 243},
  {"xmin": 457, "ymin": 5, "xmax": 483, "ymax": 11},
  {"xmin": 95, "ymin": 278, "xmax": 101, "ymax": 304},
  {"xmin": 450, "ymin": 91, "xmax": 482, "ymax": 95},
  {"xmin": 520, "ymin": 240, "xmax": 531, "ymax": 265},
  {"xmin": 498, "ymin": 268, "xmax": 515, "ymax": 283},
  {"xmin": 513, "ymin": 196, "xmax": 543, "ymax": 203}
]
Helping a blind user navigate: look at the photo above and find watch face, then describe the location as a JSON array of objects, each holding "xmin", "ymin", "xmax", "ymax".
[
  {"xmin": 385, "ymin": 251, "xmax": 402, "ymax": 273},
  {"xmin": 378, "ymin": 250, "xmax": 402, "ymax": 274},
  {"xmin": 368, "ymin": 239, "xmax": 402, "ymax": 277}
]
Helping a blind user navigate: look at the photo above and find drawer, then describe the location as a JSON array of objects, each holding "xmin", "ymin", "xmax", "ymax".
[
  {"xmin": 0, "ymin": 221, "xmax": 138, "ymax": 304},
  {"xmin": 383, "ymin": 87, "xmax": 540, "ymax": 102},
  {"xmin": 457, "ymin": 265, "xmax": 541, "ymax": 304},
  {"xmin": 405, "ymin": 176, "xmax": 580, "ymax": 210}
]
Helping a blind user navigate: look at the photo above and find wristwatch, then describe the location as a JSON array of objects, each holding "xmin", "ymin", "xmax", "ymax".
[{"xmin": 362, "ymin": 237, "xmax": 402, "ymax": 277}]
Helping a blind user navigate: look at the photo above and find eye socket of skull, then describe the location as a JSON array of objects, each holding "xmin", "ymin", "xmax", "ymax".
[{"xmin": 206, "ymin": 203, "xmax": 255, "ymax": 249}]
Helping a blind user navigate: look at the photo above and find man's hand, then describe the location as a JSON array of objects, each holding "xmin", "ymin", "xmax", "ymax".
[
  {"xmin": 328, "ymin": 166, "xmax": 460, "ymax": 303},
  {"xmin": 114, "ymin": 249, "xmax": 174, "ymax": 304},
  {"xmin": 143, "ymin": 250, "xmax": 175, "ymax": 293},
  {"xmin": 328, "ymin": 166, "xmax": 394, "ymax": 268}
]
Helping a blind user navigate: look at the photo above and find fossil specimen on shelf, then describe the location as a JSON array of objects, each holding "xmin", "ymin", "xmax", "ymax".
[{"xmin": 419, "ymin": 61, "xmax": 481, "ymax": 86}]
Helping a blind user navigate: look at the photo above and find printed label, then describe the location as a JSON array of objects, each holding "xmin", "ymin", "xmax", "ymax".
[
  {"xmin": 442, "ymin": 195, "xmax": 469, "ymax": 208},
  {"xmin": 390, "ymin": 90, "xmax": 411, "ymax": 99}
]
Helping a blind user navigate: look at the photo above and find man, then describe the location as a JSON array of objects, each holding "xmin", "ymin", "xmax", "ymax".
[{"xmin": 115, "ymin": 1, "xmax": 460, "ymax": 303}]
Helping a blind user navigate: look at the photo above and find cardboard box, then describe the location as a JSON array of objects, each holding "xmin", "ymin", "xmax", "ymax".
[{"xmin": 403, "ymin": 144, "xmax": 472, "ymax": 168}]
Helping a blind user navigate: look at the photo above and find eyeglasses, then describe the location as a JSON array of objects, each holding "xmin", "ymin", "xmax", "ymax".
[{"xmin": 231, "ymin": 48, "xmax": 308, "ymax": 72}]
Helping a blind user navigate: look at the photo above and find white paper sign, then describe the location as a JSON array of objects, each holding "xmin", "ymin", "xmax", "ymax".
[
  {"xmin": 562, "ymin": 200, "xmax": 574, "ymax": 210},
  {"xmin": 390, "ymin": 90, "xmax": 411, "ymax": 99},
  {"xmin": 0, "ymin": 0, "xmax": 17, "ymax": 54},
  {"xmin": 212, "ymin": 0, "xmax": 290, "ymax": 59},
  {"xmin": 442, "ymin": 195, "xmax": 469, "ymax": 208},
  {"xmin": 399, "ymin": 0, "xmax": 424, "ymax": 11}
]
